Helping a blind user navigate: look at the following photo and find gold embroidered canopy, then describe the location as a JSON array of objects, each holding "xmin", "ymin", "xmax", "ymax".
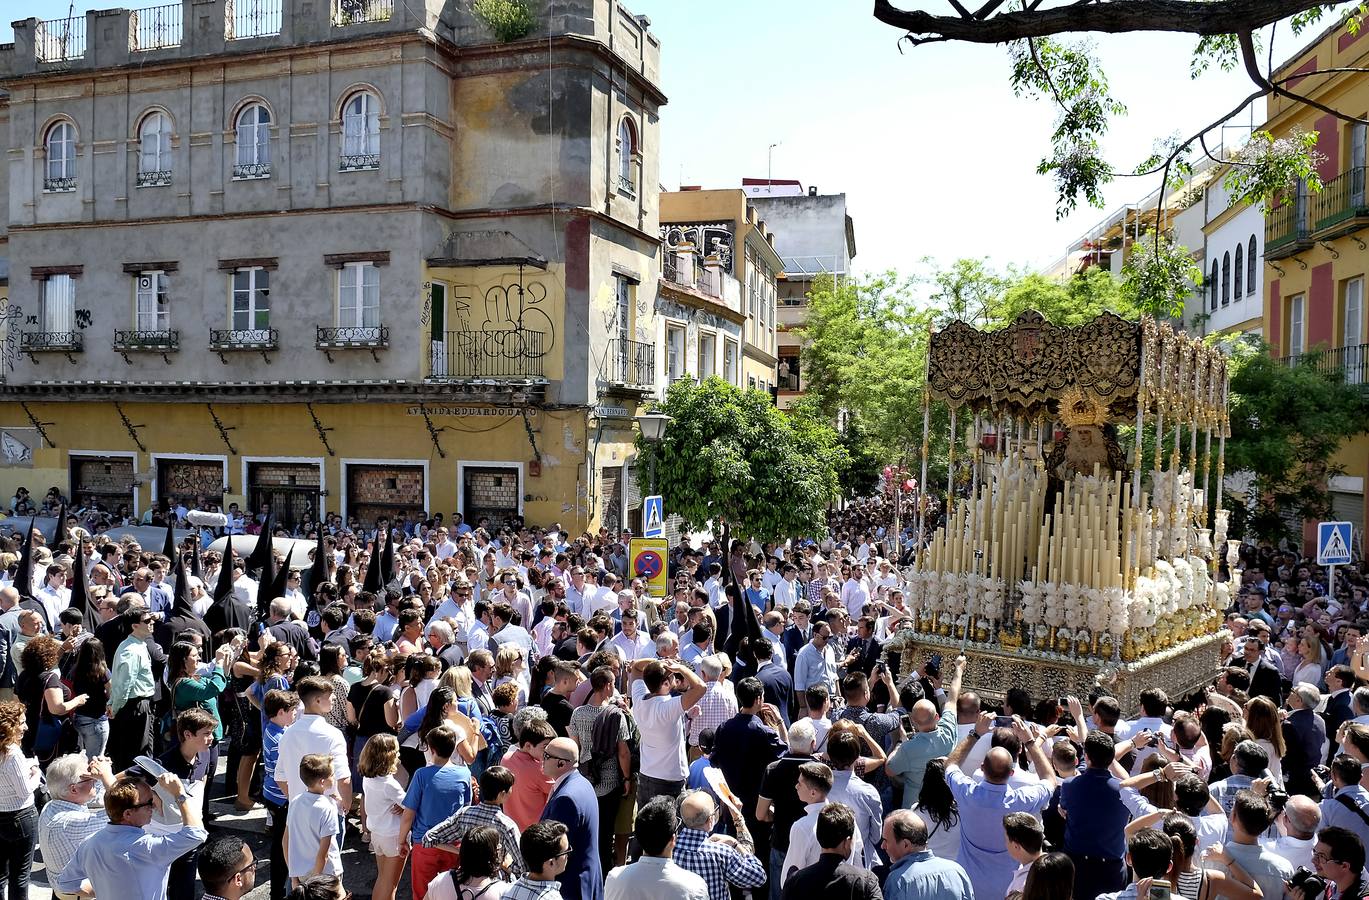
[{"xmin": 925, "ymin": 311, "xmax": 1227, "ymax": 434}]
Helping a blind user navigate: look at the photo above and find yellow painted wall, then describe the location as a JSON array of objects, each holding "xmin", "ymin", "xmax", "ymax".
[{"xmin": 0, "ymin": 399, "xmax": 623, "ymax": 530}]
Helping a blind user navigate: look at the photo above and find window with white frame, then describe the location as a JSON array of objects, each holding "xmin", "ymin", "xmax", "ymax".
[
  {"xmin": 616, "ymin": 117, "xmax": 637, "ymax": 197},
  {"xmin": 137, "ymin": 113, "xmax": 173, "ymax": 184},
  {"xmin": 234, "ymin": 104, "xmax": 271, "ymax": 177},
  {"xmin": 41, "ymin": 274, "xmax": 76, "ymax": 333},
  {"xmin": 1234, "ymin": 244, "xmax": 1244, "ymax": 300},
  {"xmin": 337, "ymin": 262, "xmax": 380, "ymax": 327},
  {"xmin": 724, "ymin": 339, "xmax": 739, "ymax": 385},
  {"xmin": 340, "ymin": 91, "xmax": 381, "ymax": 170},
  {"xmin": 699, "ymin": 331, "xmax": 716, "ymax": 378},
  {"xmin": 666, "ymin": 324, "xmax": 685, "ymax": 382},
  {"xmin": 1289, "ymin": 294, "xmax": 1306, "ymax": 358},
  {"xmin": 44, "ymin": 121, "xmax": 76, "ymax": 190},
  {"xmin": 1347, "ymin": 277, "xmax": 1365, "ymax": 385},
  {"xmin": 135, "ymin": 271, "xmax": 169, "ymax": 331},
  {"xmin": 232, "ymin": 267, "xmax": 271, "ymax": 331}
]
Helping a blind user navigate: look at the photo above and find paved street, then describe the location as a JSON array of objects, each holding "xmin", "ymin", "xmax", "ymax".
[{"xmin": 29, "ymin": 758, "xmax": 410, "ymax": 900}]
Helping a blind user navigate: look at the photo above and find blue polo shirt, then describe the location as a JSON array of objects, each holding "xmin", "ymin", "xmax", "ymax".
[
  {"xmin": 1059, "ymin": 766, "xmax": 1129, "ymax": 859},
  {"xmin": 403, "ymin": 762, "xmax": 473, "ymax": 839}
]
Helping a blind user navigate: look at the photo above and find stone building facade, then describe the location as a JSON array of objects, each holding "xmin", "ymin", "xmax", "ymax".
[{"xmin": 0, "ymin": 0, "xmax": 664, "ymax": 532}]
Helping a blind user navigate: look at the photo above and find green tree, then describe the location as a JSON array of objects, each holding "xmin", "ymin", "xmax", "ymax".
[
  {"xmin": 633, "ymin": 377, "xmax": 847, "ymax": 542},
  {"xmin": 989, "ymin": 266, "xmax": 1137, "ymax": 327},
  {"xmin": 1218, "ymin": 334, "xmax": 1369, "ymax": 542}
]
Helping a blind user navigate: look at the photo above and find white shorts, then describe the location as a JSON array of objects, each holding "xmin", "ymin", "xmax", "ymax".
[{"xmin": 371, "ymin": 831, "xmax": 404, "ymax": 858}]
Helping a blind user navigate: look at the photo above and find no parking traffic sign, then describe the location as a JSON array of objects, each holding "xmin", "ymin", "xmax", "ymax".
[{"xmin": 630, "ymin": 537, "xmax": 669, "ymax": 598}]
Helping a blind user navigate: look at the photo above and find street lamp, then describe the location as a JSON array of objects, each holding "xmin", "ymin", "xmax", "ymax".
[{"xmin": 635, "ymin": 412, "xmax": 673, "ymax": 493}]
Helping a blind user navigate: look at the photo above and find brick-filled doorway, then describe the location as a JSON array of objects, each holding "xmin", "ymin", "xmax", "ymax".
[
  {"xmin": 248, "ymin": 462, "xmax": 321, "ymax": 532},
  {"xmin": 462, "ymin": 466, "xmax": 521, "ymax": 532},
  {"xmin": 156, "ymin": 459, "xmax": 225, "ymax": 511},
  {"xmin": 70, "ymin": 456, "xmax": 136, "ymax": 518},
  {"xmin": 347, "ymin": 464, "xmax": 424, "ymax": 529}
]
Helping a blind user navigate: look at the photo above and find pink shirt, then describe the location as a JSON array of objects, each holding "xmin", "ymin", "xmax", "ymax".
[{"xmin": 500, "ymin": 748, "xmax": 553, "ymax": 831}]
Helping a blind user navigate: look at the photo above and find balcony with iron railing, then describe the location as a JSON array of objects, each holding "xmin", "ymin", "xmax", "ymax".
[
  {"xmin": 428, "ymin": 329, "xmax": 546, "ymax": 380},
  {"xmin": 113, "ymin": 329, "xmax": 179, "ymax": 362},
  {"xmin": 34, "ymin": 16, "xmax": 85, "ymax": 62},
  {"xmin": 1265, "ymin": 199, "xmax": 1312, "ymax": 259},
  {"xmin": 226, "ymin": 0, "xmax": 283, "ymax": 39},
  {"xmin": 316, "ymin": 324, "xmax": 389, "ymax": 361},
  {"xmin": 20, "ymin": 331, "xmax": 83, "ymax": 353},
  {"xmin": 1280, "ymin": 343, "xmax": 1369, "ymax": 387},
  {"xmin": 42, "ymin": 176, "xmax": 76, "ymax": 193},
  {"xmin": 607, "ymin": 336, "xmax": 655, "ymax": 390},
  {"xmin": 333, "ymin": 0, "xmax": 393, "ymax": 25},
  {"xmin": 132, "ymin": 3, "xmax": 182, "ymax": 50},
  {"xmin": 232, "ymin": 162, "xmax": 272, "ymax": 180},
  {"xmin": 136, "ymin": 170, "xmax": 173, "ymax": 188},
  {"xmin": 660, "ymin": 252, "xmax": 719, "ymax": 299},
  {"xmin": 1313, "ymin": 167, "xmax": 1369, "ymax": 237}
]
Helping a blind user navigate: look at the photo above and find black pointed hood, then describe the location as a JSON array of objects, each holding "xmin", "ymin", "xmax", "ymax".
[
  {"xmin": 171, "ymin": 544, "xmax": 196, "ymax": 618},
  {"xmin": 305, "ymin": 529, "xmax": 328, "ymax": 599},
  {"xmin": 12, "ymin": 516, "xmax": 36, "ymax": 599},
  {"xmin": 69, "ymin": 547, "xmax": 98, "ymax": 634},
  {"xmin": 244, "ymin": 514, "xmax": 273, "ymax": 575},
  {"xmin": 255, "ymin": 541, "xmax": 276, "ymax": 622},
  {"xmin": 162, "ymin": 523, "xmax": 176, "ymax": 563},
  {"xmin": 213, "ymin": 535, "xmax": 236, "ymax": 603},
  {"xmin": 362, "ymin": 533, "xmax": 382, "ymax": 594}
]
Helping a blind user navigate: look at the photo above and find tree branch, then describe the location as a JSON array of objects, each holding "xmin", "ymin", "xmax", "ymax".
[
  {"xmin": 1238, "ymin": 29, "xmax": 1369, "ymax": 124},
  {"xmin": 874, "ymin": 0, "xmax": 1325, "ymax": 41}
]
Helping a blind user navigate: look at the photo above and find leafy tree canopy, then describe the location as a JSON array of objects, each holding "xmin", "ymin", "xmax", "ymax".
[{"xmin": 633, "ymin": 377, "xmax": 847, "ymax": 542}]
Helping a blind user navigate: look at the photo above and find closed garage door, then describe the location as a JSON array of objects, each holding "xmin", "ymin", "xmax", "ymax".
[{"xmin": 1332, "ymin": 491, "xmax": 1365, "ymax": 558}]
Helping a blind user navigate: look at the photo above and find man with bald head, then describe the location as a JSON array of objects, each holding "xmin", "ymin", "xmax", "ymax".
[
  {"xmin": 540, "ymin": 735, "xmax": 603, "ymax": 900},
  {"xmin": 882, "ymin": 809, "xmax": 973, "ymax": 900},
  {"xmin": 943, "ymin": 713, "xmax": 1056, "ymax": 900},
  {"xmin": 673, "ymin": 790, "xmax": 766, "ymax": 900},
  {"xmin": 885, "ymin": 654, "xmax": 966, "ymax": 808}
]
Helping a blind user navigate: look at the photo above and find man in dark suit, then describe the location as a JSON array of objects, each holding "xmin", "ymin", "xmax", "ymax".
[
  {"xmin": 782, "ymin": 803, "xmax": 881, "ymax": 900},
  {"xmin": 711, "ymin": 677, "xmax": 786, "ymax": 880},
  {"xmin": 781, "ymin": 601, "xmax": 814, "ymax": 673},
  {"xmin": 753, "ymin": 639, "xmax": 794, "ymax": 726},
  {"xmin": 540, "ymin": 735, "xmax": 603, "ymax": 900},
  {"xmin": 1239, "ymin": 638, "xmax": 1284, "ymax": 704},
  {"xmin": 842, "ymin": 615, "xmax": 883, "ymax": 678},
  {"xmin": 264, "ymin": 598, "xmax": 317, "ymax": 661},
  {"xmin": 1325, "ymin": 664, "xmax": 1357, "ymax": 762},
  {"xmin": 1284, "ymin": 682, "xmax": 1329, "ymax": 796}
]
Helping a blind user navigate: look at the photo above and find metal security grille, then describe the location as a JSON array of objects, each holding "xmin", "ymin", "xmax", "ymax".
[
  {"xmin": 600, "ymin": 466, "xmax": 623, "ymax": 534},
  {"xmin": 463, "ymin": 467, "xmax": 520, "ymax": 531},
  {"xmin": 248, "ymin": 463, "xmax": 321, "ymax": 531}
]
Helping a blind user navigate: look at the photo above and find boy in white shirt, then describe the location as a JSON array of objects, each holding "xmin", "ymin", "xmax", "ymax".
[{"xmin": 284, "ymin": 753, "xmax": 343, "ymax": 887}]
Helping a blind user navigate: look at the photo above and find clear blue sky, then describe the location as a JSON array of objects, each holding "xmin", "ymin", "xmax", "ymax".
[{"xmin": 10, "ymin": 1, "xmax": 1279, "ymax": 275}]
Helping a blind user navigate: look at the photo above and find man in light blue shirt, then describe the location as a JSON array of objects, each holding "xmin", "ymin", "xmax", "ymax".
[
  {"xmin": 886, "ymin": 656, "xmax": 965, "ymax": 807},
  {"xmin": 54, "ymin": 773, "xmax": 207, "ymax": 900},
  {"xmin": 793, "ymin": 622, "xmax": 837, "ymax": 700},
  {"xmin": 883, "ymin": 809, "xmax": 974, "ymax": 900},
  {"xmin": 1320, "ymin": 755, "xmax": 1369, "ymax": 849}
]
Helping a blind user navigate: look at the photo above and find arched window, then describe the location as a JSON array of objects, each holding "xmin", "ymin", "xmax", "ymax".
[
  {"xmin": 234, "ymin": 103, "xmax": 271, "ymax": 174},
  {"xmin": 138, "ymin": 112, "xmax": 173, "ymax": 180},
  {"xmin": 1210, "ymin": 260, "xmax": 1219, "ymax": 311},
  {"xmin": 340, "ymin": 91, "xmax": 380, "ymax": 169},
  {"xmin": 1247, "ymin": 235, "xmax": 1257, "ymax": 294},
  {"xmin": 44, "ymin": 121, "xmax": 76, "ymax": 188},
  {"xmin": 1222, "ymin": 252, "xmax": 1231, "ymax": 306},
  {"xmin": 616, "ymin": 117, "xmax": 637, "ymax": 197},
  {"xmin": 1234, "ymin": 243, "xmax": 1244, "ymax": 300}
]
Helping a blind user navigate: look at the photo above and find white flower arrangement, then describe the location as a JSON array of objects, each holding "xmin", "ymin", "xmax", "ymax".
[
  {"xmin": 1131, "ymin": 575, "xmax": 1158, "ymax": 628},
  {"xmin": 1084, "ymin": 586, "xmax": 1109, "ymax": 633},
  {"xmin": 1213, "ymin": 581, "xmax": 1230, "ymax": 612},
  {"xmin": 1063, "ymin": 582, "xmax": 1085, "ymax": 629},
  {"xmin": 1105, "ymin": 586, "xmax": 1130, "ymax": 637},
  {"xmin": 943, "ymin": 573, "xmax": 967, "ymax": 617},
  {"xmin": 1019, "ymin": 579, "xmax": 1043, "ymax": 626},
  {"xmin": 1172, "ymin": 558, "xmax": 1194, "ymax": 611}
]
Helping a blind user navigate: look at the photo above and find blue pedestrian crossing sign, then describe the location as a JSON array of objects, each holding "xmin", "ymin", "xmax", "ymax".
[
  {"xmin": 643, "ymin": 495, "xmax": 664, "ymax": 538},
  {"xmin": 1318, "ymin": 521, "xmax": 1354, "ymax": 566}
]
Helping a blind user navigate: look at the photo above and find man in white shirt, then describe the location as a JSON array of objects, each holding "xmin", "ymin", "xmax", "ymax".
[
  {"xmin": 273, "ymin": 676, "xmax": 352, "ymax": 813},
  {"xmin": 634, "ymin": 659, "xmax": 706, "ymax": 807},
  {"xmin": 761, "ymin": 557, "xmax": 783, "ymax": 594},
  {"xmin": 1117, "ymin": 688, "xmax": 1173, "ymax": 775},
  {"xmin": 604, "ymin": 796, "xmax": 708, "ymax": 900},
  {"xmin": 610, "ymin": 608, "xmax": 653, "ymax": 662},
  {"xmin": 37, "ymin": 564, "xmax": 70, "ymax": 631},
  {"xmin": 780, "ymin": 761, "xmax": 863, "ymax": 885},
  {"xmin": 773, "ymin": 564, "xmax": 801, "ymax": 609},
  {"xmin": 230, "ymin": 561, "xmax": 257, "ymax": 611},
  {"xmin": 1260, "ymin": 794, "xmax": 1320, "ymax": 872},
  {"xmin": 840, "ymin": 573, "xmax": 870, "ymax": 619},
  {"xmin": 564, "ymin": 567, "xmax": 588, "ymax": 617},
  {"xmin": 434, "ymin": 528, "xmax": 458, "ymax": 561}
]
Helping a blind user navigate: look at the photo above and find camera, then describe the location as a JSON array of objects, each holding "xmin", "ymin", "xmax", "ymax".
[
  {"xmin": 1266, "ymin": 786, "xmax": 1290, "ymax": 811},
  {"xmin": 1287, "ymin": 867, "xmax": 1328, "ymax": 900}
]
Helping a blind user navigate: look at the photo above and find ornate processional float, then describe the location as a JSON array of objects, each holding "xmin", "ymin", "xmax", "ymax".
[{"xmin": 883, "ymin": 311, "xmax": 1237, "ymax": 711}]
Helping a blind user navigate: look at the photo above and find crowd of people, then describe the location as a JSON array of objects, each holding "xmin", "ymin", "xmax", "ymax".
[{"xmin": 0, "ymin": 503, "xmax": 1365, "ymax": 900}]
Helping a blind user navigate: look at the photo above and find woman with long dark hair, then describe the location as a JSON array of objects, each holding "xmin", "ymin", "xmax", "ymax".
[
  {"xmin": 426, "ymin": 824, "xmax": 509, "ymax": 900},
  {"xmin": 1022, "ymin": 852, "xmax": 1075, "ymax": 900},
  {"xmin": 69, "ymin": 638, "xmax": 110, "ymax": 756},
  {"xmin": 912, "ymin": 757, "xmax": 961, "ymax": 862}
]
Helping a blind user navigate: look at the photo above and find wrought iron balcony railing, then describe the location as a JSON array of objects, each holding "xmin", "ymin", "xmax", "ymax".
[
  {"xmin": 114, "ymin": 329, "xmax": 179, "ymax": 363},
  {"xmin": 429, "ymin": 329, "xmax": 545, "ymax": 379},
  {"xmin": 617, "ymin": 174, "xmax": 637, "ymax": 199},
  {"xmin": 43, "ymin": 177, "xmax": 76, "ymax": 193},
  {"xmin": 35, "ymin": 16, "xmax": 85, "ymax": 62},
  {"xmin": 1266, "ymin": 199, "xmax": 1311, "ymax": 258},
  {"xmin": 1313, "ymin": 167, "xmax": 1369, "ymax": 235},
  {"xmin": 232, "ymin": 162, "xmax": 271, "ymax": 180},
  {"xmin": 136, "ymin": 170, "xmax": 173, "ymax": 187},
  {"xmin": 20, "ymin": 331, "xmax": 83, "ymax": 353},
  {"xmin": 226, "ymin": 0, "xmax": 282, "ymax": 39},
  {"xmin": 339, "ymin": 153, "xmax": 380, "ymax": 171},
  {"xmin": 317, "ymin": 325, "xmax": 388, "ymax": 361},
  {"xmin": 210, "ymin": 327, "xmax": 278, "ymax": 363},
  {"xmin": 132, "ymin": 3, "xmax": 182, "ymax": 50},
  {"xmin": 1281, "ymin": 342, "xmax": 1369, "ymax": 387},
  {"xmin": 334, "ymin": 0, "xmax": 393, "ymax": 25},
  {"xmin": 608, "ymin": 336, "xmax": 655, "ymax": 389}
]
